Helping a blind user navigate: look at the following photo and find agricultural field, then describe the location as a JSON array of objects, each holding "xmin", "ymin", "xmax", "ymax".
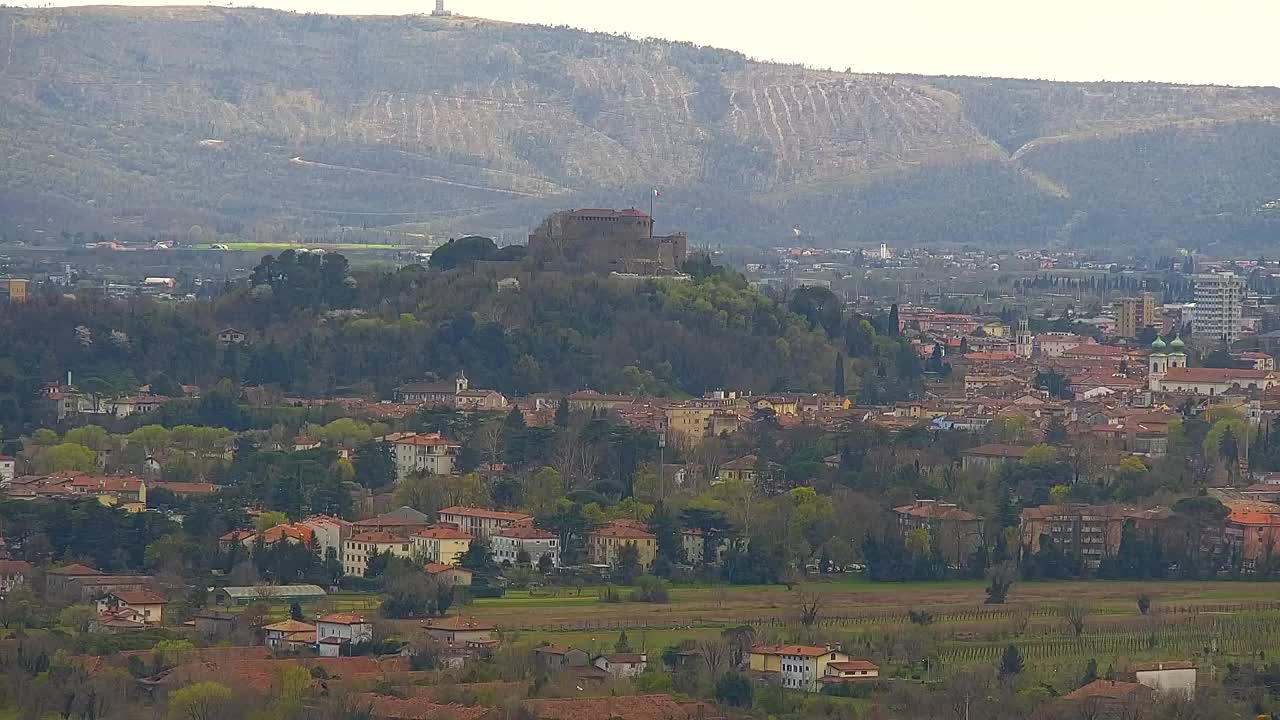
[{"xmin": 424, "ymin": 577, "xmax": 1280, "ymax": 688}]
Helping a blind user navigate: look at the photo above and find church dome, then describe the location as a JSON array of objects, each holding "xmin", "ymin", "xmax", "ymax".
[
  {"xmin": 1168, "ymin": 336, "xmax": 1185, "ymax": 352},
  {"xmin": 1150, "ymin": 337, "xmax": 1167, "ymax": 355}
]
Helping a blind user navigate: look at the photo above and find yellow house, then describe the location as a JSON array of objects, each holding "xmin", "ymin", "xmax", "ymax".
[
  {"xmin": 753, "ymin": 397, "xmax": 799, "ymax": 416},
  {"xmin": 342, "ymin": 531, "xmax": 414, "ymax": 577},
  {"xmin": 589, "ymin": 523, "xmax": 656, "ymax": 569},
  {"xmin": 665, "ymin": 405, "xmax": 716, "ymax": 447},
  {"xmin": 750, "ymin": 644, "xmax": 850, "ymax": 692},
  {"xmin": 412, "ymin": 525, "xmax": 473, "ymax": 566},
  {"xmin": 981, "ymin": 321, "xmax": 1009, "ymax": 337},
  {"xmin": 717, "ymin": 455, "xmax": 775, "ymax": 486}
]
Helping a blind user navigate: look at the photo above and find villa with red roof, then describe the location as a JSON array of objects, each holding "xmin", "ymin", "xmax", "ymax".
[{"xmin": 589, "ymin": 522, "xmax": 656, "ymax": 569}]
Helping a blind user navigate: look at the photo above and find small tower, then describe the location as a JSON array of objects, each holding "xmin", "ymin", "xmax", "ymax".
[
  {"xmin": 432, "ymin": 0, "xmax": 451, "ymax": 16},
  {"xmin": 454, "ymin": 369, "xmax": 469, "ymax": 394},
  {"xmin": 1148, "ymin": 336, "xmax": 1168, "ymax": 390},
  {"xmin": 1167, "ymin": 335, "xmax": 1187, "ymax": 369},
  {"xmin": 1016, "ymin": 319, "xmax": 1033, "ymax": 359}
]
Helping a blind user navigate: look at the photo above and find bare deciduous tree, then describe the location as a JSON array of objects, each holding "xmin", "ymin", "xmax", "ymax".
[{"xmin": 1061, "ymin": 601, "xmax": 1089, "ymax": 638}]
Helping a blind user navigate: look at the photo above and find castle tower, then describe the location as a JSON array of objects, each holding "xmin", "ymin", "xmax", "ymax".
[
  {"xmin": 431, "ymin": 0, "xmax": 451, "ymax": 16},
  {"xmin": 1016, "ymin": 319, "xmax": 1033, "ymax": 359}
]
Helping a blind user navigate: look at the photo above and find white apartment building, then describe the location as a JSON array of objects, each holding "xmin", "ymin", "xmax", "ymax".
[
  {"xmin": 1193, "ymin": 272, "xmax": 1244, "ymax": 345},
  {"xmin": 389, "ymin": 433, "xmax": 461, "ymax": 481},
  {"xmin": 491, "ymin": 524, "xmax": 560, "ymax": 567},
  {"xmin": 300, "ymin": 515, "xmax": 351, "ymax": 562}
]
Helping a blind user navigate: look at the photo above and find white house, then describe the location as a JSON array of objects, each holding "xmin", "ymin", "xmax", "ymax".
[
  {"xmin": 593, "ymin": 653, "xmax": 647, "ymax": 678},
  {"xmin": 315, "ymin": 613, "xmax": 373, "ymax": 656},
  {"xmin": 1131, "ymin": 661, "xmax": 1196, "ymax": 698},
  {"xmin": 300, "ymin": 515, "xmax": 351, "ymax": 563},
  {"xmin": 389, "ymin": 433, "xmax": 461, "ymax": 480},
  {"xmin": 0, "ymin": 456, "xmax": 14, "ymax": 486},
  {"xmin": 491, "ymin": 524, "xmax": 559, "ymax": 567}
]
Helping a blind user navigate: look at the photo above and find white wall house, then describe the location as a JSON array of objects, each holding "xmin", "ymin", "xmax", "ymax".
[{"xmin": 315, "ymin": 613, "xmax": 374, "ymax": 656}]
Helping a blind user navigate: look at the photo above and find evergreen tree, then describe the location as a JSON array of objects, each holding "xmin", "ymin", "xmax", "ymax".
[
  {"xmin": 353, "ymin": 440, "xmax": 395, "ymax": 488},
  {"xmin": 554, "ymin": 398, "xmax": 571, "ymax": 427},
  {"xmin": 888, "ymin": 304, "xmax": 900, "ymax": 336},
  {"xmin": 999, "ymin": 645, "xmax": 1023, "ymax": 677},
  {"xmin": 833, "ymin": 353, "xmax": 846, "ymax": 396},
  {"xmin": 289, "ymin": 602, "xmax": 303, "ymax": 621},
  {"xmin": 1220, "ymin": 426, "xmax": 1240, "ymax": 465},
  {"xmin": 615, "ymin": 630, "xmax": 632, "ymax": 653}
]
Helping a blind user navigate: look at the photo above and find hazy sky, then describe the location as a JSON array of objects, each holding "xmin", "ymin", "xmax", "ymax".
[{"xmin": 35, "ymin": 0, "xmax": 1280, "ymax": 86}]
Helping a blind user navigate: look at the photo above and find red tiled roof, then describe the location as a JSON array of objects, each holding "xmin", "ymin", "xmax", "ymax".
[
  {"xmin": 893, "ymin": 502, "xmax": 982, "ymax": 522},
  {"xmin": 413, "ymin": 526, "xmax": 472, "ymax": 540},
  {"xmin": 1063, "ymin": 679, "xmax": 1149, "ymax": 701},
  {"xmin": 438, "ymin": 506, "xmax": 532, "ymax": 522},
  {"xmin": 591, "ymin": 525, "xmax": 655, "ymax": 540},
  {"xmin": 493, "ymin": 524, "xmax": 556, "ymax": 540},
  {"xmin": 318, "ymin": 613, "xmax": 368, "ymax": 625},
  {"xmin": 359, "ymin": 695, "xmax": 489, "ymax": 720},
  {"xmin": 262, "ymin": 619, "xmax": 317, "ymax": 633},
  {"xmin": 350, "ymin": 531, "xmax": 411, "ymax": 544},
  {"xmin": 47, "ymin": 563, "xmax": 103, "ymax": 576},
  {"xmin": 1161, "ymin": 367, "xmax": 1273, "ymax": 382},
  {"xmin": 0, "ymin": 560, "xmax": 32, "ymax": 574},
  {"xmin": 112, "ymin": 590, "xmax": 167, "ymax": 605},
  {"xmin": 829, "ymin": 660, "xmax": 879, "ymax": 672},
  {"xmin": 751, "ymin": 644, "xmax": 840, "ymax": 658},
  {"xmin": 393, "ymin": 434, "xmax": 459, "ymax": 447}
]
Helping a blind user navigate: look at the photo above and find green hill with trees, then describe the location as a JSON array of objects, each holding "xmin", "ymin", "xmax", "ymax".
[{"xmin": 3, "ymin": 7, "xmax": 1280, "ymax": 251}]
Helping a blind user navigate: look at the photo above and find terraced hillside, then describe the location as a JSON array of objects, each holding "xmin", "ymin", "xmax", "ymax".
[{"xmin": 2, "ymin": 6, "xmax": 1280, "ymax": 249}]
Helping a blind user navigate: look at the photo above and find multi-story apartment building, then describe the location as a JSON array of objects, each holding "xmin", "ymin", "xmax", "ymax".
[
  {"xmin": 1193, "ymin": 272, "xmax": 1244, "ymax": 345},
  {"xmin": 589, "ymin": 523, "xmax": 656, "ymax": 568},
  {"xmin": 893, "ymin": 500, "xmax": 984, "ymax": 566},
  {"xmin": 491, "ymin": 523, "xmax": 560, "ymax": 567},
  {"xmin": 388, "ymin": 433, "xmax": 461, "ymax": 480},
  {"xmin": 1112, "ymin": 292, "xmax": 1155, "ymax": 338},
  {"xmin": 411, "ymin": 525, "xmax": 472, "ymax": 565},
  {"xmin": 341, "ymin": 531, "xmax": 413, "ymax": 577},
  {"xmin": 1020, "ymin": 504, "xmax": 1171, "ymax": 569},
  {"xmin": 436, "ymin": 506, "xmax": 532, "ymax": 540}
]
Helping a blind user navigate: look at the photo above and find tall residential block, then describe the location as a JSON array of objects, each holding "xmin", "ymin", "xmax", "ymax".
[{"xmin": 1193, "ymin": 272, "xmax": 1244, "ymax": 345}]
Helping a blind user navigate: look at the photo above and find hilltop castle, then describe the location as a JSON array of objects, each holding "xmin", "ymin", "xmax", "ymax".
[{"xmin": 528, "ymin": 209, "xmax": 687, "ymax": 275}]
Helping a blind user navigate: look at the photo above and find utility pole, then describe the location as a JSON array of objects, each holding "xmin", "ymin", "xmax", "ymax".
[{"xmin": 658, "ymin": 433, "xmax": 666, "ymax": 503}]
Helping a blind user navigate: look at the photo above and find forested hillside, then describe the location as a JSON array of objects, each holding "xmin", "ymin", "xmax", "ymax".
[
  {"xmin": 0, "ymin": 256, "xmax": 933, "ymax": 432},
  {"xmin": 3, "ymin": 7, "xmax": 1280, "ymax": 250}
]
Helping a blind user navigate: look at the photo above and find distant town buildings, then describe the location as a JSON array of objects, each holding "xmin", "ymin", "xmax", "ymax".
[{"xmin": 1112, "ymin": 292, "xmax": 1155, "ymax": 339}]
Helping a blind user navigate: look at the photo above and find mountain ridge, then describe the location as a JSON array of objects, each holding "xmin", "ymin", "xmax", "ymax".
[{"xmin": 2, "ymin": 6, "xmax": 1280, "ymax": 251}]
